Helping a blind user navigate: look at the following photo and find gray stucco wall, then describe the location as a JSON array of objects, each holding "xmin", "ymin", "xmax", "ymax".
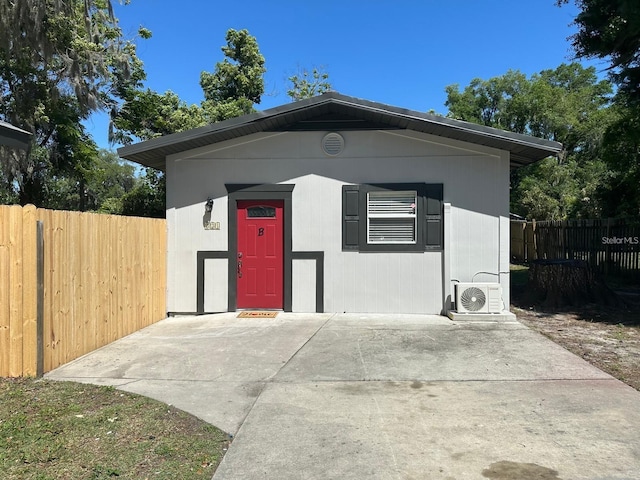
[{"xmin": 166, "ymin": 129, "xmax": 510, "ymax": 314}]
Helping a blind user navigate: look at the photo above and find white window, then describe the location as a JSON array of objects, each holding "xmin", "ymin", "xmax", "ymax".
[{"xmin": 367, "ymin": 190, "xmax": 417, "ymax": 244}]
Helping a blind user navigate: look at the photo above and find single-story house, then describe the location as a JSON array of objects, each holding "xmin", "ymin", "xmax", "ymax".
[
  {"xmin": 118, "ymin": 92, "xmax": 561, "ymax": 316},
  {"xmin": 0, "ymin": 121, "xmax": 31, "ymax": 150}
]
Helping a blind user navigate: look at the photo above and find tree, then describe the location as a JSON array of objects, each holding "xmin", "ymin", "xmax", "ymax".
[
  {"xmin": 445, "ymin": 70, "xmax": 531, "ymax": 134},
  {"xmin": 597, "ymin": 101, "xmax": 640, "ymax": 216},
  {"xmin": 200, "ymin": 29, "xmax": 266, "ymax": 122},
  {"xmin": 45, "ymin": 149, "xmax": 136, "ymax": 213},
  {"xmin": 446, "ymin": 63, "xmax": 614, "ymax": 220},
  {"xmin": 120, "ymin": 168, "xmax": 165, "ymax": 218},
  {"xmin": 446, "ymin": 64, "xmax": 611, "ymax": 148},
  {"xmin": 0, "ymin": 0, "xmax": 125, "ymax": 115},
  {"xmin": 287, "ymin": 67, "xmax": 332, "ymax": 101},
  {"xmin": 111, "ymin": 90, "xmax": 206, "ymax": 144},
  {"xmin": 110, "ymin": 28, "xmax": 267, "ymax": 217},
  {"xmin": 558, "ymin": 1, "xmax": 640, "ymax": 216},
  {"xmin": 558, "ymin": 0, "xmax": 640, "ymax": 102},
  {"xmin": 0, "ymin": 0, "xmax": 145, "ymax": 205},
  {"xmin": 113, "ymin": 28, "xmax": 267, "ymax": 144}
]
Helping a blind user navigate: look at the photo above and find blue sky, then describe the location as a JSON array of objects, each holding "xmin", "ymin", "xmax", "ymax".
[{"xmin": 87, "ymin": 0, "xmax": 601, "ymax": 150}]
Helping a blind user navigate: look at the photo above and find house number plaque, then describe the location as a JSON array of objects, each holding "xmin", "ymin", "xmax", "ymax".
[{"xmin": 204, "ymin": 221, "xmax": 221, "ymax": 230}]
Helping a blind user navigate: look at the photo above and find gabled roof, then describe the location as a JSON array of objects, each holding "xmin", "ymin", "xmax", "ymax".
[
  {"xmin": 117, "ymin": 92, "xmax": 562, "ymax": 171},
  {"xmin": 0, "ymin": 121, "xmax": 31, "ymax": 150}
]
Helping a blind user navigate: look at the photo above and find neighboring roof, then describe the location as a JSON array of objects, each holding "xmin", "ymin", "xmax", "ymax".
[
  {"xmin": 117, "ymin": 92, "xmax": 563, "ymax": 171},
  {"xmin": 0, "ymin": 121, "xmax": 31, "ymax": 150}
]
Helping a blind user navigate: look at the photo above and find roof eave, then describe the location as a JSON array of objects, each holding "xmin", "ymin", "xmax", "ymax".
[
  {"xmin": 0, "ymin": 121, "xmax": 32, "ymax": 150},
  {"xmin": 117, "ymin": 92, "xmax": 562, "ymax": 171}
]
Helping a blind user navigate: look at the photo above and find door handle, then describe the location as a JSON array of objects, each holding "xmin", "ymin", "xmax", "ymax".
[{"xmin": 237, "ymin": 260, "xmax": 242, "ymax": 278}]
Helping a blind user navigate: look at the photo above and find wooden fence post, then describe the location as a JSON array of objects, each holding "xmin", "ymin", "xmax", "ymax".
[
  {"xmin": 532, "ymin": 220, "xmax": 538, "ymax": 261},
  {"xmin": 22, "ymin": 205, "xmax": 37, "ymax": 376},
  {"xmin": 37, "ymin": 220, "xmax": 44, "ymax": 377},
  {"xmin": 8, "ymin": 205, "xmax": 24, "ymax": 377},
  {"xmin": 0, "ymin": 206, "xmax": 10, "ymax": 376},
  {"xmin": 510, "ymin": 221, "xmax": 526, "ymax": 263}
]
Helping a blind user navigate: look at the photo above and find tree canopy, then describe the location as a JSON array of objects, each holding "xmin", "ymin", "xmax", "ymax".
[
  {"xmin": 45, "ymin": 149, "xmax": 136, "ymax": 213},
  {"xmin": 0, "ymin": 12, "xmax": 270, "ymax": 215},
  {"xmin": 446, "ymin": 63, "xmax": 614, "ymax": 220},
  {"xmin": 558, "ymin": 0, "xmax": 640, "ymax": 216},
  {"xmin": 287, "ymin": 67, "xmax": 332, "ymax": 101},
  {"xmin": 109, "ymin": 28, "xmax": 268, "ymax": 216},
  {"xmin": 558, "ymin": 0, "xmax": 640, "ymax": 102},
  {"xmin": 200, "ymin": 29, "xmax": 266, "ymax": 122},
  {"xmin": 0, "ymin": 0, "xmax": 145, "ymax": 206},
  {"xmin": 113, "ymin": 28, "xmax": 266, "ymax": 144}
]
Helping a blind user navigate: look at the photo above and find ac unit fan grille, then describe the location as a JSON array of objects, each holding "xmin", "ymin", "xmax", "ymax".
[{"xmin": 460, "ymin": 287, "xmax": 486, "ymax": 312}]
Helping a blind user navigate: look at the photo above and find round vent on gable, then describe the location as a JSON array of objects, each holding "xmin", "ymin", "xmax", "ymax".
[{"xmin": 322, "ymin": 132, "xmax": 344, "ymax": 156}]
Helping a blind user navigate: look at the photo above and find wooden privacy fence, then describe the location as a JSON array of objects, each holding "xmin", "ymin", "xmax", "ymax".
[
  {"xmin": 511, "ymin": 220, "xmax": 536, "ymax": 263},
  {"xmin": 511, "ymin": 218, "xmax": 640, "ymax": 282},
  {"xmin": 1, "ymin": 205, "xmax": 166, "ymax": 377}
]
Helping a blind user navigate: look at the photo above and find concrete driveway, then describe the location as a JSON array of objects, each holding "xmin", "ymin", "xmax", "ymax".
[{"xmin": 46, "ymin": 313, "xmax": 640, "ymax": 479}]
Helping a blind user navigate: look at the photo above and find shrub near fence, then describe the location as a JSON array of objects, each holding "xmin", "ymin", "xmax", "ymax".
[
  {"xmin": 0, "ymin": 205, "xmax": 166, "ymax": 377},
  {"xmin": 511, "ymin": 218, "xmax": 640, "ymax": 282}
]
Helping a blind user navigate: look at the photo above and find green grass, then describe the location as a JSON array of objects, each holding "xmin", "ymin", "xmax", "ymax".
[{"xmin": 0, "ymin": 378, "xmax": 230, "ymax": 479}]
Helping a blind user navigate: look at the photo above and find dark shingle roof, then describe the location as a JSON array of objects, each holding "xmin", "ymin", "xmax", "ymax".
[{"xmin": 117, "ymin": 92, "xmax": 562, "ymax": 171}]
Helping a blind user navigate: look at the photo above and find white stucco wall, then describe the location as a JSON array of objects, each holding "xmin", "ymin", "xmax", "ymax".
[{"xmin": 166, "ymin": 129, "xmax": 511, "ymax": 314}]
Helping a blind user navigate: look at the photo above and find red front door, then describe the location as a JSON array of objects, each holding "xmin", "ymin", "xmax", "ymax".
[{"xmin": 236, "ymin": 200, "xmax": 284, "ymax": 309}]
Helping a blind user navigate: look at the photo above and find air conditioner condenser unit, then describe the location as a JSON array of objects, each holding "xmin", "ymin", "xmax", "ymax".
[{"xmin": 455, "ymin": 283, "xmax": 502, "ymax": 314}]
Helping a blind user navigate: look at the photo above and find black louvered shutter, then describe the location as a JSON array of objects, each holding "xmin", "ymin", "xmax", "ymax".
[
  {"xmin": 424, "ymin": 184, "xmax": 443, "ymax": 249},
  {"xmin": 342, "ymin": 185, "xmax": 360, "ymax": 250}
]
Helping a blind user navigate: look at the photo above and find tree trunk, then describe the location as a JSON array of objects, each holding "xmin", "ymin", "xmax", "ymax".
[
  {"xmin": 529, "ymin": 259, "xmax": 619, "ymax": 308},
  {"xmin": 19, "ymin": 176, "xmax": 45, "ymax": 207}
]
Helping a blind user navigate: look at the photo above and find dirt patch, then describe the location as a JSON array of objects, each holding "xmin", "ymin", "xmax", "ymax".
[
  {"xmin": 482, "ymin": 460, "xmax": 561, "ymax": 480},
  {"xmin": 512, "ymin": 266, "xmax": 640, "ymax": 391}
]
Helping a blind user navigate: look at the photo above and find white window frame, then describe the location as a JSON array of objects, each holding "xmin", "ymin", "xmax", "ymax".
[{"xmin": 366, "ymin": 190, "xmax": 418, "ymax": 244}]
